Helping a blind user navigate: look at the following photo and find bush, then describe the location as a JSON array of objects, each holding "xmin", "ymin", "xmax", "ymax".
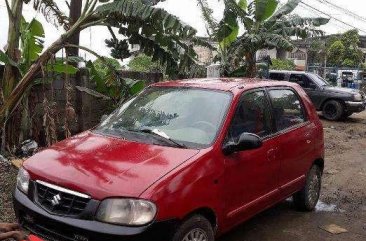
[
  {"xmin": 270, "ymin": 59, "xmax": 295, "ymax": 70},
  {"xmin": 128, "ymin": 54, "xmax": 164, "ymax": 73}
]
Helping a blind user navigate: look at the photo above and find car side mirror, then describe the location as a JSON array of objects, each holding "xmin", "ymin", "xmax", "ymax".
[{"xmin": 223, "ymin": 133, "xmax": 263, "ymax": 155}]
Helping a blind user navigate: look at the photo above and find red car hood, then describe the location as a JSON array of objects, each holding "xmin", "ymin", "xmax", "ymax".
[{"xmin": 24, "ymin": 131, "xmax": 200, "ymax": 200}]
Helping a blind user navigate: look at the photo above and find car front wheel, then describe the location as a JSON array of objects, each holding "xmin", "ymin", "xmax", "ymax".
[
  {"xmin": 293, "ymin": 165, "xmax": 322, "ymax": 211},
  {"xmin": 322, "ymin": 100, "xmax": 344, "ymax": 121},
  {"xmin": 172, "ymin": 215, "xmax": 214, "ymax": 241}
]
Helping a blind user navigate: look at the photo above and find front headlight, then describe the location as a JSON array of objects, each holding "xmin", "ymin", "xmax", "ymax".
[
  {"xmin": 96, "ymin": 199, "xmax": 157, "ymax": 226},
  {"xmin": 353, "ymin": 93, "xmax": 363, "ymax": 101},
  {"xmin": 17, "ymin": 167, "xmax": 30, "ymax": 194}
]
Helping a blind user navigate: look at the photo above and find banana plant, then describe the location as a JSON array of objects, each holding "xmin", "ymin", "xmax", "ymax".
[
  {"xmin": 0, "ymin": 0, "xmax": 208, "ymax": 131},
  {"xmin": 199, "ymin": 0, "xmax": 330, "ymax": 77}
]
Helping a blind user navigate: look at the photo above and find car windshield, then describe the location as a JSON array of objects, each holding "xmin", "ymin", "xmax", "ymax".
[
  {"xmin": 95, "ymin": 87, "xmax": 232, "ymax": 149},
  {"xmin": 310, "ymin": 73, "xmax": 331, "ymax": 87}
]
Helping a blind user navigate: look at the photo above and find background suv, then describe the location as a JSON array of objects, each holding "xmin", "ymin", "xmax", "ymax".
[
  {"xmin": 14, "ymin": 79, "xmax": 324, "ymax": 241},
  {"xmin": 269, "ymin": 70, "xmax": 366, "ymax": 120}
]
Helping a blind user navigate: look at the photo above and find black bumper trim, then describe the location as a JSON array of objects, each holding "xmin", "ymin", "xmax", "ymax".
[
  {"xmin": 13, "ymin": 188, "xmax": 178, "ymax": 241},
  {"xmin": 344, "ymin": 101, "xmax": 366, "ymax": 113}
]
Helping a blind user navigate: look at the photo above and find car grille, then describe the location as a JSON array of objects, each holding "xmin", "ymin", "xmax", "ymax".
[{"xmin": 35, "ymin": 181, "xmax": 90, "ymax": 216}]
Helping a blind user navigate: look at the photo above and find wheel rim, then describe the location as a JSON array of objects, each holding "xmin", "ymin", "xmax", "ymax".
[
  {"xmin": 324, "ymin": 104, "xmax": 337, "ymax": 119},
  {"xmin": 182, "ymin": 228, "xmax": 208, "ymax": 241},
  {"xmin": 308, "ymin": 172, "xmax": 320, "ymax": 207}
]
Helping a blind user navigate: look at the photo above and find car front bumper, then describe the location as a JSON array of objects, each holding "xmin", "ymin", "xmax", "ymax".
[
  {"xmin": 13, "ymin": 188, "xmax": 178, "ymax": 241},
  {"xmin": 344, "ymin": 101, "xmax": 366, "ymax": 113}
]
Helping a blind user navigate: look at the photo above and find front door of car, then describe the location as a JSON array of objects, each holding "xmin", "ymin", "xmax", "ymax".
[
  {"xmin": 267, "ymin": 88, "xmax": 314, "ymax": 196},
  {"xmin": 223, "ymin": 90, "xmax": 281, "ymax": 227},
  {"xmin": 289, "ymin": 74, "xmax": 323, "ymax": 109}
]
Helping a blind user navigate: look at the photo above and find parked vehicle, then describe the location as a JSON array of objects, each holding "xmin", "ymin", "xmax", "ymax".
[
  {"xmin": 14, "ymin": 79, "xmax": 325, "ymax": 241},
  {"xmin": 269, "ymin": 70, "xmax": 366, "ymax": 120}
]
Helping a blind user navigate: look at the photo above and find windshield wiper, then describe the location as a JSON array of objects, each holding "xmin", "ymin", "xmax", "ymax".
[{"xmin": 128, "ymin": 128, "xmax": 188, "ymax": 149}]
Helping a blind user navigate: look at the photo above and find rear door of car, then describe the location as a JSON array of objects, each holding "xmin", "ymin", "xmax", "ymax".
[{"xmin": 267, "ymin": 87, "xmax": 315, "ymax": 196}]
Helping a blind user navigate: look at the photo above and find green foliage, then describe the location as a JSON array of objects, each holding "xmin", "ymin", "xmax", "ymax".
[
  {"xmin": 93, "ymin": 57, "xmax": 122, "ymax": 77},
  {"xmin": 32, "ymin": 0, "xmax": 70, "ymax": 29},
  {"xmin": 96, "ymin": 0, "xmax": 210, "ymax": 78},
  {"xmin": 327, "ymin": 40, "xmax": 345, "ymax": 67},
  {"xmin": 341, "ymin": 30, "xmax": 363, "ymax": 67},
  {"xmin": 307, "ymin": 40, "xmax": 324, "ymax": 65},
  {"xmin": 270, "ymin": 59, "xmax": 296, "ymax": 70},
  {"xmin": 199, "ymin": 0, "xmax": 328, "ymax": 77},
  {"xmin": 19, "ymin": 17, "xmax": 45, "ymax": 74},
  {"xmin": 326, "ymin": 30, "xmax": 363, "ymax": 68},
  {"xmin": 197, "ymin": 0, "xmax": 218, "ymax": 37},
  {"xmin": 341, "ymin": 29, "xmax": 360, "ymax": 48},
  {"xmin": 0, "ymin": 17, "xmax": 46, "ymax": 76},
  {"xmin": 105, "ymin": 39, "xmax": 131, "ymax": 60},
  {"xmin": 0, "ymin": 50, "xmax": 18, "ymax": 67},
  {"xmin": 45, "ymin": 61, "xmax": 78, "ymax": 74},
  {"xmin": 128, "ymin": 54, "xmax": 163, "ymax": 73},
  {"xmin": 255, "ymin": 0, "xmax": 278, "ymax": 22},
  {"xmin": 87, "ymin": 57, "xmax": 144, "ymax": 101}
]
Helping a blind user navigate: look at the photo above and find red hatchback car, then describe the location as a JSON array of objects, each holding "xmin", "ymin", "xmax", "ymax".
[{"xmin": 14, "ymin": 79, "xmax": 324, "ymax": 241}]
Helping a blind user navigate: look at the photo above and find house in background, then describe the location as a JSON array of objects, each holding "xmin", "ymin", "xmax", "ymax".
[{"xmin": 129, "ymin": 35, "xmax": 366, "ymax": 72}]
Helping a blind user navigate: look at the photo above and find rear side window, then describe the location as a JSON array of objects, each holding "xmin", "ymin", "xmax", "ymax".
[
  {"xmin": 289, "ymin": 74, "xmax": 317, "ymax": 89},
  {"xmin": 269, "ymin": 73, "xmax": 286, "ymax": 81},
  {"xmin": 268, "ymin": 89, "xmax": 306, "ymax": 131},
  {"xmin": 227, "ymin": 91, "xmax": 272, "ymax": 142}
]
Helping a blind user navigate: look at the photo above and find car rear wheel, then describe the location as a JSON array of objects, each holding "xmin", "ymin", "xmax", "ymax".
[
  {"xmin": 293, "ymin": 165, "xmax": 322, "ymax": 211},
  {"xmin": 322, "ymin": 100, "xmax": 344, "ymax": 121},
  {"xmin": 172, "ymin": 215, "xmax": 214, "ymax": 241}
]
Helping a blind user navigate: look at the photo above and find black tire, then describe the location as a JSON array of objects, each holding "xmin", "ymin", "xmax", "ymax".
[
  {"xmin": 172, "ymin": 215, "xmax": 214, "ymax": 241},
  {"xmin": 342, "ymin": 112, "xmax": 353, "ymax": 119},
  {"xmin": 293, "ymin": 165, "xmax": 322, "ymax": 212},
  {"xmin": 322, "ymin": 100, "xmax": 344, "ymax": 121}
]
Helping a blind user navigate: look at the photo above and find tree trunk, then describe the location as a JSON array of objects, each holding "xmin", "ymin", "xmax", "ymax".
[
  {"xmin": 66, "ymin": 0, "xmax": 83, "ymax": 57},
  {"xmin": 245, "ymin": 51, "xmax": 257, "ymax": 78},
  {"xmin": 1, "ymin": 0, "xmax": 23, "ymax": 152},
  {"xmin": 2, "ymin": 0, "xmax": 23, "ymax": 98}
]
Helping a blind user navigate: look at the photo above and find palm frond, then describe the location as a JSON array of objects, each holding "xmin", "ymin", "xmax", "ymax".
[
  {"xmin": 269, "ymin": 0, "xmax": 302, "ymax": 21},
  {"xmin": 117, "ymin": 25, "xmax": 201, "ymax": 77},
  {"xmin": 96, "ymin": 0, "xmax": 197, "ymax": 38},
  {"xmin": 141, "ymin": 0, "xmax": 166, "ymax": 6},
  {"xmin": 196, "ymin": 0, "xmax": 218, "ymax": 37},
  {"xmin": 33, "ymin": 0, "xmax": 70, "ymax": 29}
]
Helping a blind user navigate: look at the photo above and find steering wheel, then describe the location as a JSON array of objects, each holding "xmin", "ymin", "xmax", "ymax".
[{"xmin": 191, "ymin": 121, "xmax": 216, "ymax": 133}]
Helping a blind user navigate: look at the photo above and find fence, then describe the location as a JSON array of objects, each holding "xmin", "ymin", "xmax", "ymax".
[{"xmin": 0, "ymin": 65, "xmax": 163, "ymax": 148}]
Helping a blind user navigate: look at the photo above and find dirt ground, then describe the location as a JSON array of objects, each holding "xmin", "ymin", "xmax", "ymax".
[{"xmin": 1, "ymin": 113, "xmax": 366, "ymax": 240}]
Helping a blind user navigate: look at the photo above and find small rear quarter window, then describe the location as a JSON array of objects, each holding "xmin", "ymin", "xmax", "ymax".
[{"xmin": 269, "ymin": 73, "xmax": 286, "ymax": 81}]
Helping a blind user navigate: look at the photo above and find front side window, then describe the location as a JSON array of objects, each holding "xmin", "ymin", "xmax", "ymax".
[
  {"xmin": 227, "ymin": 90, "xmax": 273, "ymax": 142},
  {"xmin": 96, "ymin": 87, "xmax": 232, "ymax": 148},
  {"xmin": 268, "ymin": 89, "xmax": 306, "ymax": 131}
]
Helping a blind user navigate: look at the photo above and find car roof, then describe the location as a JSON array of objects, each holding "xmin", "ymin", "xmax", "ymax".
[
  {"xmin": 151, "ymin": 78, "xmax": 298, "ymax": 93},
  {"xmin": 269, "ymin": 70, "xmax": 307, "ymax": 74}
]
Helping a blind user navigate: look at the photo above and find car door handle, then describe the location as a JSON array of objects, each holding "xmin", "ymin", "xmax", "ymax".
[{"xmin": 267, "ymin": 148, "xmax": 277, "ymax": 161}]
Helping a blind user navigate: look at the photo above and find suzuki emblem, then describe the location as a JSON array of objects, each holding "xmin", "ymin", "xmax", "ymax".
[{"xmin": 51, "ymin": 194, "xmax": 62, "ymax": 206}]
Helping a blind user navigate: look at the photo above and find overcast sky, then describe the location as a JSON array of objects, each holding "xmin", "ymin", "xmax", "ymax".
[{"xmin": 1, "ymin": 0, "xmax": 366, "ymax": 61}]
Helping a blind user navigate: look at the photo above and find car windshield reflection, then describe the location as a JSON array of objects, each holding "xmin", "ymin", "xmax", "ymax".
[{"xmin": 95, "ymin": 87, "xmax": 232, "ymax": 149}]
